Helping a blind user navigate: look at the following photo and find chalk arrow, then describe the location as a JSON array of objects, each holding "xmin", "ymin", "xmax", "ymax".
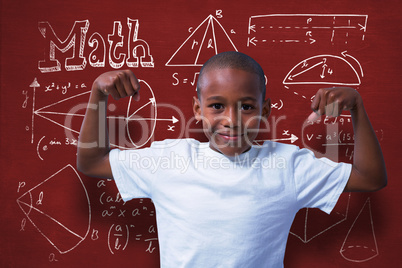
[
  {"xmin": 30, "ymin": 78, "xmax": 41, "ymax": 144},
  {"xmin": 30, "ymin": 77, "xmax": 40, "ymax": 88},
  {"xmin": 358, "ymin": 23, "xmax": 366, "ymax": 32},
  {"xmin": 341, "ymin": 51, "xmax": 364, "ymax": 77},
  {"xmin": 309, "ymin": 38, "xmax": 316, "ymax": 44},
  {"xmin": 320, "ymin": 64, "xmax": 327, "ymax": 79},
  {"xmin": 249, "ymin": 24, "xmax": 256, "ymax": 33},
  {"xmin": 255, "ymin": 134, "xmax": 299, "ymax": 144},
  {"xmin": 290, "ymin": 61, "xmax": 325, "ymax": 79},
  {"xmin": 126, "ymin": 116, "xmax": 178, "ymax": 124},
  {"xmin": 271, "ymin": 134, "xmax": 298, "ymax": 143},
  {"xmin": 248, "ymin": 37, "xmax": 258, "ymax": 46},
  {"xmin": 127, "ymin": 98, "xmax": 156, "ymax": 120}
]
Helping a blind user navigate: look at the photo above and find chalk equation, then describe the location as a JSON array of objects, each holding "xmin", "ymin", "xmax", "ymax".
[{"xmin": 96, "ymin": 179, "xmax": 158, "ymax": 255}]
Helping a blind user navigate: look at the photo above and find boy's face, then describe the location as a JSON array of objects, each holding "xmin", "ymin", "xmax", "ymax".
[{"xmin": 193, "ymin": 68, "xmax": 270, "ymax": 157}]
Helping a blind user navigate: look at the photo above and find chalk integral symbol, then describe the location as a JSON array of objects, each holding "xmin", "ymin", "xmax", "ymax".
[
  {"xmin": 16, "ymin": 165, "xmax": 91, "ymax": 254},
  {"xmin": 165, "ymin": 15, "xmax": 238, "ymax": 66}
]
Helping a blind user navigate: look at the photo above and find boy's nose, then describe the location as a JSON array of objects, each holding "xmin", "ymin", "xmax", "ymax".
[{"xmin": 221, "ymin": 107, "xmax": 240, "ymax": 128}]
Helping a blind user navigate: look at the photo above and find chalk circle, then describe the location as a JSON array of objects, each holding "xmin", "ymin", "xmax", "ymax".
[{"xmin": 111, "ymin": 79, "xmax": 157, "ymax": 149}]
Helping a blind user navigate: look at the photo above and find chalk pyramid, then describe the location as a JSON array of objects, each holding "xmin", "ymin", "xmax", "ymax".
[
  {"xmin": 166, "ymin": 15, "xmax": 237, "ymax": 66},
  {"xmin": 340, "ymin": 198, "xmax": 379, "ymax": 262}
]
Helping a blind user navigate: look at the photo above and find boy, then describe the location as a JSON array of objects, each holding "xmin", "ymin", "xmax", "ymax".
[{"xmin": 77, "ymin": 52, "xmax": 386, "ymax": 267}]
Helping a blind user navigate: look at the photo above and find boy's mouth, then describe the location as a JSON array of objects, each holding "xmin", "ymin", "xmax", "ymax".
[{"xmin": 216, "ymin": 132, "xmax": 244, "ymax": 141}]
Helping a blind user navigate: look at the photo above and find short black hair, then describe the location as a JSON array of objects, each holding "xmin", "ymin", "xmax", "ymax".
[{"xmin": 196, "ymin": 51, "xmax": 266, "ymax": 100}]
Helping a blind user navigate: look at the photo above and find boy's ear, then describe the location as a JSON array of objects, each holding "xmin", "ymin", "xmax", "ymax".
[
  {"xmin": 192, "ymin": 96, "xmax": 202, "ymax": 121},
  {"xmin": 262, "ymin": 98, "xmax": 271, "ymax": 118}
]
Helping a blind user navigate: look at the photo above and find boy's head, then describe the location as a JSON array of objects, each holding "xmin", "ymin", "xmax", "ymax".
[
  {"xmin": 196, "ymin": 51, "xmax": 266, "ymax": 100},
  {"xmin": 193, "ymin": 51, "xmax": 271, "ymax": 157}
]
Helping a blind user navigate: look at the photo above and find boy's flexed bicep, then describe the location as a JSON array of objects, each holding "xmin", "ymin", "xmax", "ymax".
[
  {"xmin": 77, "ymin": 70, "xmax": 140, "ymax": 179},
  {"xmin": 308, "ymin": 87, "xmax": 387, "ymax": 192}
]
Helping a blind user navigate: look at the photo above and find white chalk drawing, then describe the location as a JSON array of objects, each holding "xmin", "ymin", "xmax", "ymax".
[
  {"xmin": 166, "ymin": 15, "xmax": 238, "ymax": 66},
  {"xmin": 30, "ymin": 79, "xmax": 172, "ymax": 149},
  {"xmin": 88, "ymin": 32, "xmax": 106, "ymax": 67},
  {"xmin": 33, "ymin": 90, "xmax": 90, "ymax": 137},
  {"xmin": 107, "ymin": 19, "xmax": 154, "ymax": 69},
  {"xmin": 30, "ymin": 78, "xmax": 40, "ymax": 143},
  {"xmin": 253, "ymin": 134, "xmax": 299, "ymax": 145},
  {"xmin": 16, "ymin": 165, "xmax": 91, "ymax": 254},
  {"xmin": 282, "ymin": 52, "xmax": 363, "ymax": 102},
  {"xmin": 108, "ymin": 224, "xmax": 129, "ymax": 254},
  {"xmin": 290, "ymin": 193, "xmax": 351, "ymax": 243},
  {"xmin": 36, "ymin": 135, "xmax": 46, "ymax": 161},
  {"xmin": 121, "ymin": 80, "xmax": 158, "ymax": 149},
  {"xmin": 126, "ymin": 18, "xmax": 154, "ymax": 68},
  {"xmin": 247, "ymin": 14, "xmax": 368, "ymax": 46},
  {"xmin": 38, "ymin": 18, "xmax": 153, "ymax": 72},
  {"xmin": 38, "ymin": 20, "xmax": 89, "ymax": 72},
  {"xmin": 340, "ymin": 198, "xmax": 379, "ymax": 262},
  {"xmin": 283, "ymin": 53, "xmax": 363, "ymax": 86}
]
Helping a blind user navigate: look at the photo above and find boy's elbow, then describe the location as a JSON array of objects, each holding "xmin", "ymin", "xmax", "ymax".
[
  {"xmin": 76, "ymin": 156, "xmax": 90, "ymax": 176},
  {"xmin": 367, "ymin": 172, "xmax": 387, "ymax": 192},
  {"xmin": 374, "ymin": 173, "xmax": 388, "ymax": 191},
  {"xmin": 76, "ymin": 153, "xmax": 96, "ymax": 177},
  {"xmin": 76, "ymin": 152, "xmax": 112, "ymax": 179},
  {"xmin": 76, "ymin": 160, "xmax": 98, "ymax": 178}
]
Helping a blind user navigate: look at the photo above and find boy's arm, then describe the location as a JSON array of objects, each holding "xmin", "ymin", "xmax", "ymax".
[
  {"xmin": 309, "ymin": 87, "xmax": 387, "ymax": 192},
  {"xmin": 77, "ymin": 70, "xmax": 140, "ymax": 179}
]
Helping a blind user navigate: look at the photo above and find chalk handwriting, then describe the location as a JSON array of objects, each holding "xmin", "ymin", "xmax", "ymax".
[{"xmin": 38, "ymin": 18, "xmax": 153, "ymax": 72}]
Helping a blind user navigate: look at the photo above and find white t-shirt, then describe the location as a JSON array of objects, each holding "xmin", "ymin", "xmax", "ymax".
[{"xmin": 109, "ymin": 138, "xmax": 351, "ymax": 268}]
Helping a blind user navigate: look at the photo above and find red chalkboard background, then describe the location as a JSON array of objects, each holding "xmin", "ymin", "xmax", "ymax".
[{"xmin": 1, "ymin": 0, "xmax": 401, "ymax": 267}]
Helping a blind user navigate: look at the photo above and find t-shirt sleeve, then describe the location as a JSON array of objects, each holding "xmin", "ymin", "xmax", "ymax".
[
  {"xmin": 109, "ymin": 147, "xmax": 159, "ymax": 202},
  {"xmin": 293, "ymin": 147, "xmax": 352, "ymax": 214}
]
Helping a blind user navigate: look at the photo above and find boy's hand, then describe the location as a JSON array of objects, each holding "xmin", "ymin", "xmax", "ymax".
[
  {"xmin": 92, "ymin": 69, "xmax": 140, "ymax": 101},
  {"xmin": 308, "ymin": 87, "xmax": 361, "ymax": 122}
]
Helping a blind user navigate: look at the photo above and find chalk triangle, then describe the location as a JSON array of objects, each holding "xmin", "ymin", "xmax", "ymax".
[
  {"xmin": 195, "ymin": 18, "xmax": 218, "ymax": 65},
  {"xmin": 166, "ymin": 15, "xmax": 237, "ymax": 66}
]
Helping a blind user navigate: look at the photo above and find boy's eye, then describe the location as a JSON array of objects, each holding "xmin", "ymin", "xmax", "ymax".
[
  {"xmin": 210, "ymin": 103, "xmax": 224, "ymax": 110},
  {"xmin": 241, "ymin": 104, "xmax": 254, "ymax": 111}
]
